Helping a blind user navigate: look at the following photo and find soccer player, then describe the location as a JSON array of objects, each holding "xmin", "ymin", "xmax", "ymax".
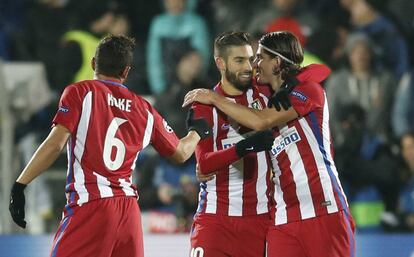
[
  {"xmin": 188, "ymin": 31, "xmax": 274, "ymax": 257},
  {"xmin": 184, "ymin": 31, "xmax": 356, "ymax": 257},
  {"xmin": 8, "ymin": 35, "xmax": 212, "ymax": 257}
]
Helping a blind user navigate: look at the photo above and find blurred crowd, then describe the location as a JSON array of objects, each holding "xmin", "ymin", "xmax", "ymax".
[{"xmin": 1, "ymin": 0, "xmax": 414, "ymax": 234}]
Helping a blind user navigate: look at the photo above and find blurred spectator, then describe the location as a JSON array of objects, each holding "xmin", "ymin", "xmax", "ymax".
[
  {"xmin": 56, "ymin": 0, "xmax": 119, "ymax": 91},
  {"xmin": 153, "ymin": 157, "xmax": 198, "ymax": 232},
  {"xmin": 12, "ymin": 0, "xmax": 70, "ymax": 91},
  {"xmin": 147, "ymin": 0, "xmax": 210, "ymax": 95},
  {"xmin": 248, "ymin": 0, "xmax": 319, "ymax": 40},
  {"xmin": 334, "ymin": 104, "xmax": 401, "ymax": 231},
  {"xmin": 0, "ymin": 0, "xmax": 26, "ymax": 60},
  {"xmin": 155, "ymin": 48, "xmax": 206, "ymax": 137},
  {"xmin": 397, "ymin": 131, "xmax": 414, "ymax": 232},
  {"xmin": 109, "ymin": 13, "xmax": 149, "ymax": 94},
  {"xmin": 386, "ymin": 0, "xmax": 414, "ymax": 63},
  {"xmin": 326, "ymin": 33, "xmax": 395, "ymax": 144},
  {"xmin": 340, "ymin": 0, "xmax": 409, "ymax": 80},
  {"xmin": 209, "ymin": 0, "xmax": 254, "ymax": 34},
  {"xmin": 392, "ymin": 69, "xmax": 414, "ymax": 138}
]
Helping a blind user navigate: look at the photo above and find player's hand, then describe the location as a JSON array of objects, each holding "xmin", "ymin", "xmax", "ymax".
[
  {"xmin": 186, "ymin": 108, "xmax": 212, "ymax": 139},
  {"xmin": 182, "ymin": 89, "xmax": 216, "ymax": 107},
  {"xmin": 235, "ymin": 130, "xmax": 274, "ymax": 157},
  {"xmin": 268, "ymin": 76, "xmax": 299, "ymax": 111},
  {"xmin": 9, "ymin": 182, "xmax": 27, "ymax": 229},
  {"xmin": 196, "ymin": 164, "xmax": 216, "ymax": 182}
]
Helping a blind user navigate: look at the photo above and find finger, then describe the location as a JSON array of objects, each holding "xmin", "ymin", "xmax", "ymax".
[
  {"xmin": 183, "ymin": 93, "xmax": 197, "ymax": 107},
  {"xmin": 274, "ymin": 101, "xmax": 281, "ymax": 111},
  {"xmin": 281, "ymin": 100, "xmax": 291, "ymax": 110}
]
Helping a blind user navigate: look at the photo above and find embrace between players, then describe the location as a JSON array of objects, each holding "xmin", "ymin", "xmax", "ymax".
[{"xmin": 9, "ymin": 31, "xmax": 355, "ymax": 257}]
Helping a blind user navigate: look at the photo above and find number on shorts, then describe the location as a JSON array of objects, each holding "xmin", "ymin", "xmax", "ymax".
[
  {"xmin": 190, "ymin": 247, "xmax": 204, "ymax": 257},
  {"xmin": 103, "ymin": 117, "xmax": 128, "ymax": 170}
]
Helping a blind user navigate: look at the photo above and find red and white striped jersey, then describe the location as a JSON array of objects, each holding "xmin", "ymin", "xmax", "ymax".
[
  {"xmin": 52, "ymin": 79, "xmax": 179, "ymax": 208},
  {"xmin": 270, "ymin": 76, "xmax": 348, "ymax": 225},
  {"xmin": 193, "ymin": 82, "xmax": 273, "ymax": 217}
]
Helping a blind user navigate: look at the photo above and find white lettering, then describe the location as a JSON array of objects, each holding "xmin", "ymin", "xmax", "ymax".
[{"xmin": 107, "ymin": 94, "xmax": 132, "ymax": 112}]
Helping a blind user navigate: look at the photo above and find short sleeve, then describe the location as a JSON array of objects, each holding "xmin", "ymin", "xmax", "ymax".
[
  {"xmin": 150, "ymin": 106, "xmax": 180, "ymax": 157},
  {"xmin": 289, "ymin": 82, "xmax": 324, "ymax": 117},
  {"xmin": 52, "ymin": 85, "xmax": 82, "ymax": 133}
]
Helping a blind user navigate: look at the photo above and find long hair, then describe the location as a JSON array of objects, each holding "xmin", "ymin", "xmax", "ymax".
[{"xmin": 259, "ymin": 31, "xmax": 304, "ymax": 80}]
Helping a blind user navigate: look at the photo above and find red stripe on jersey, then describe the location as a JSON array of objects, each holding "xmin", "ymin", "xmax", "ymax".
[
  {"xmin": 277, "ymin": 150, "xmax": 301, "ymax": 223},
  {"xmin": 293, "ymin": 121, "xmax": 328, "ymax": 217}
]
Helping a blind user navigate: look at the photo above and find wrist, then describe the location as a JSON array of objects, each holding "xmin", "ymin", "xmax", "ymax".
[
  {"xmin": 12, "ymin": 182, "xmax": 27, "ymax": 193},
  {"xmin": 188, "ymin": 130, "xmax": 201, "ymax": 141}
]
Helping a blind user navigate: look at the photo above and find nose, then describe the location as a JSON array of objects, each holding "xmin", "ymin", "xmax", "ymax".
[{"xmin": 245, "ymin": 60, "xmax": 253, "ymax": 71}]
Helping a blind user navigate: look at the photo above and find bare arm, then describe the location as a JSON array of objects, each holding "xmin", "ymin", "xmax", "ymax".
[
  {"xmin": 183, "ymin": 89, "xmax": 298, "ymax": 130},
  {"xmin": 168, "ymin": 131, "xmax": 201, "ymax": 163},
  {"xmin": 16, "ymin": 124, "xmax": 71, "ymax": 185}
]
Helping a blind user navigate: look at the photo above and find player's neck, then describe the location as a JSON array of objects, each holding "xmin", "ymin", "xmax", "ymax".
[
  {"xmin": 95, "ymin": 74, "xmax": 124, "ymax": 84},
  {"xmin": 270, "ymin": 76, "xmax": 283, "ymax": 91},
  {"xmin": 220, "ymin": 77, "xmax": 244, "ymax": 96}
]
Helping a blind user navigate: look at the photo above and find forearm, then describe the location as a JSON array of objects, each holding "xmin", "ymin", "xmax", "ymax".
[
  {"xmin": 16, "ymin": 139, "xmax": 64, "ymax": 185},
  {"xmin": 211, "ymin": 94, "xmax": 274, "ymax": 130},
  {"xmin": 197, "ymin": 147, "xmax": 240, "ymax": 174},
  {"xmin": 169, "ymin": 131, "xmax": 201, "ymax": 163}
]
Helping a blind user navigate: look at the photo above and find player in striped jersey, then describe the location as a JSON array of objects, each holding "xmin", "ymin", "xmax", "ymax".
[
  {"xmin": 9, "ymin": 35, "xmax": 211, "ymax": 257},
  {"xmin": 184, "ymin": 31, "xmax": 356, "ymax": 257},
  {"xmin": 188, "ymin": 31, "xmax": 274, "ymax": 257}
]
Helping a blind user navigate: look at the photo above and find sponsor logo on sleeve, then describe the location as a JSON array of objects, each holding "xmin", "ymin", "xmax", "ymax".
[
  {"xmin": 270, "ymin": 127, "xmax": 301, "ymax": 157},
  {"xmin": 163, "ymin": 119, "xmax": 174, "ymax": 133},
  {"xmin": 58, "ymin": 106, "xmax": 69, "ymax": 113},
  {"xmin": 291, "ymin": 90, "xmax": 307, "ymax": 102}
]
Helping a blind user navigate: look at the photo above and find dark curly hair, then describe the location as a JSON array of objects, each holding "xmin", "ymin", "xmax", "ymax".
[{"xmin": 259, "ymin": 31, "xmax": 303, "ymax": 80}]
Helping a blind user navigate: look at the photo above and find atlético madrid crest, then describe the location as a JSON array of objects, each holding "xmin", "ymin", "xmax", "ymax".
[{"xmin": 251, "ymin": 99, "xmax": 263, "ymax": 110}]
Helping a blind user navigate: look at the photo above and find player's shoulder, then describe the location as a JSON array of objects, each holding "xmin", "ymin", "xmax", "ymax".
[{"xmin": 291, "ymin": 81, "xmax": 324, "ymax": 104}]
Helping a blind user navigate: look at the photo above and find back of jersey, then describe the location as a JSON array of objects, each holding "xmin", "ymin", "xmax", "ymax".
[{"xmin": 53, "ymin": 80, "xmax": 179, "ymax": 207}]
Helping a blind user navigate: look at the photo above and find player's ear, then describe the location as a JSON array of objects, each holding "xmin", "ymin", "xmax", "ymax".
[
  {"xmin": 121, "ymin": 66, "xmax": 131, "ymax": 80},
  {"xmin": 215, "ymin": 56, "xmax": 225, "ymax": 71},
  {"xmin": 91, "ymin": 57, "xmax": 96, "ymax": 71}
]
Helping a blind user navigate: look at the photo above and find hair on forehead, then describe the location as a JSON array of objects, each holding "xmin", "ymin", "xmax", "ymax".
[{"xmin": 214, "ymin": 31, "xmax": 251, "ymax": 59}]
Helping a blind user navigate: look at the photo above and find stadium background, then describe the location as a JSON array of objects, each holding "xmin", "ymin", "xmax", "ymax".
[{"xmin": 1, "ymin": 0, "xmax": 414, "ymax": 256}]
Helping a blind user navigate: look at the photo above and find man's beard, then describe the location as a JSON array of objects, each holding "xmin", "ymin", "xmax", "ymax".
[{"xmin": 225, "ymin": 69, "xmax": 252, "ymax": 91}]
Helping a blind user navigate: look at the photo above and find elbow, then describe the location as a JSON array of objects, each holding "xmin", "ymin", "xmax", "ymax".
[{"xmin": 197, "ymin": 161, "xmax": 210, "ymax": 175}]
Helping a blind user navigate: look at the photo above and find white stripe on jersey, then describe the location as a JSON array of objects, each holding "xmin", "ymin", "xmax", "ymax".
[
  {"xmin": 205, "ymin": 107, "xmax": 218, "ymax": 214},
  {"xmin": 73, "ymin": 91, "xmax": 92, "ymax": 205},
  {"xmin": 322, "ymin": 94, "xmax": 348, "ymax": 206},
  {"xmin": 281, "ymin": 125, "xmax": 316, "ymax": 220},
  {"xmin": 256, "ymin": 151, "xmax": 269, "ymax": 214},
  {"xmin": 259, "ymin": 93, "xmax": 269, "ymax": 106},
  {"xmin": 299, "ymin": 117, "xmax": 338, "ymax": 214},
  {"xmin": 130, "ymin": 110, "xmax": 154, "ymax": 172},
  {"xmin": 272, "ymin": 157, "xmax": 288, "ymax": 225},
  {"xmin": 246, "ymin": 89, "xmax": 269, "ymax": 214},
  {"xmin": 93, "ymin": 172, "xmax": 114, "ymax": 197},
  {"xmin": 143, "ymin": 110, "xmax": 154, "ymax": 148},
  {"xmin": 227, "ymin": 98, "xmax": 244, "ymax": 217},
  {"xmin": 119, "ymin": 178, "xmax": 136, "ymax": 196}
]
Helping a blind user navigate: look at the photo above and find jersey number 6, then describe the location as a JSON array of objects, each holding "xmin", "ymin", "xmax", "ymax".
[{"xmin": 103, "ymin": 117, "xmax": 128, "ymax": 171}]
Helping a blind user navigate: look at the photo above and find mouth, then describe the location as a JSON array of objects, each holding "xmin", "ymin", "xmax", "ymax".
[{"xmin": 240, "ymin": 73, "xmax": 252, "ymax": 80}]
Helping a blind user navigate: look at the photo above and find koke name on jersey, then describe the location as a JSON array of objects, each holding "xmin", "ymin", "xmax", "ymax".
[{"xmin": 108, "ymin": 93, "xmax": 132, "ymax": 112}]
